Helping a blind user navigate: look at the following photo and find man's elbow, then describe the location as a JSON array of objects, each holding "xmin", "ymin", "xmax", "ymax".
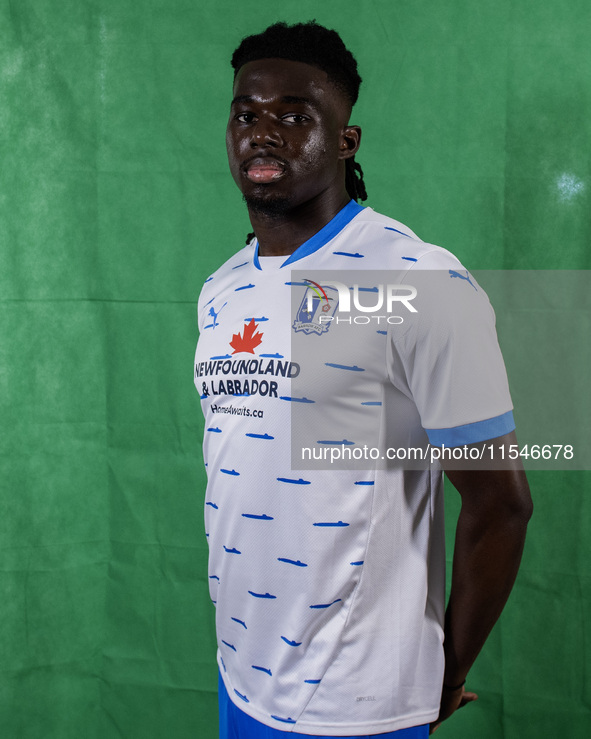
[
  {"xmin": 510, "ymin": 492, "xmax": 533, "ymax": 526},
  {"xmin": 507, "ymin": 470, "xmax": 533, "ymax": 523},
  {"xmin": 497, "ymin": 475, "xmax": 533, "ymax": 528}
]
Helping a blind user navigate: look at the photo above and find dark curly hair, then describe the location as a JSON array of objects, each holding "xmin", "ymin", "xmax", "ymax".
[
  {"xmin": 231, "ymin": 21, "xmax": 367, "ymax": 242},
  {"xmin": 231, "ymin": 21, "xmax": 362, "ymax": 108}
]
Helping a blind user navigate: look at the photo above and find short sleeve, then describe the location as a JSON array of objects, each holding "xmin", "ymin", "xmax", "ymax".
[{"xmin": 387, "ymin": 250, "xmax": 515, "ymax": 446}]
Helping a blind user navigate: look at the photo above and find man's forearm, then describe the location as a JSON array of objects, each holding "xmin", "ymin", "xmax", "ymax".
[{"xmin": 442, "ymin": 465, "xmax": 533, "ymax": 686}]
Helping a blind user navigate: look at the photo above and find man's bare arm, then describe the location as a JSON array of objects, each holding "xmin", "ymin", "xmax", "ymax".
[{"xmin": 430, "ymin": 430, "xmax": 533, "ymax": 733}]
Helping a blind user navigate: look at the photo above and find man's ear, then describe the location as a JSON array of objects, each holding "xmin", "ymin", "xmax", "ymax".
[{"xmin": 338, "ymin": 125, "xmax": 362, "ymax": 160}]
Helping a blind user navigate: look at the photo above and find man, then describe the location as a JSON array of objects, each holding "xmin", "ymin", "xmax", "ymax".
[{"xmin": 194, "ymin": 21, "xmax": 532, "ymax": 738}]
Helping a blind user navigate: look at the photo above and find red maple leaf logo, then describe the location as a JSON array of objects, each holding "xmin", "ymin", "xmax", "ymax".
[{"xmin": 229, "ymin": 319, "xmax": 263, "ymax": 354}]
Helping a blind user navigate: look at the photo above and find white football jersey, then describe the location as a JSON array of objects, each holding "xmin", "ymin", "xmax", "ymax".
[{"xmin": 194, "ymin": 201, "xmax": 514, "ymax": 735}]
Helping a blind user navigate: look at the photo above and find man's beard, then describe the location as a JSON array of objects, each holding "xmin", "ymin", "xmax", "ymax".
[{"xmin": 243, "ymin": 192, "xmax": 291, "ymax": 218}]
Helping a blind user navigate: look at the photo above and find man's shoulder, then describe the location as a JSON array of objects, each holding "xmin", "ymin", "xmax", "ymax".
[
  {"xmin": 350, "ymin": 206, "xmax": 465, "ymax": 271},
  {"xmin": 354, "ymin": 206, "xmax": 421, "ymax": 241},
  {"xmin": 198, "ymin": 242, "xmax": 255, "ymax": 300},
  {"xmin": 204, "ymin": 241, "xmax": 255, "ymax": 282}
]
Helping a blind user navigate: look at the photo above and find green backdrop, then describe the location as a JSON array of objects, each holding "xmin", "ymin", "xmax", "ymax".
[{"xmin": 1, "ymin": 1, "xmax": 590, "ymax": 737}]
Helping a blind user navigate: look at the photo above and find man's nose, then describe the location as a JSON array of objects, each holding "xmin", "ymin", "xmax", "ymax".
[{"xmin": 250, "ymin": 118, "xmax": 283, "ymax": 148}]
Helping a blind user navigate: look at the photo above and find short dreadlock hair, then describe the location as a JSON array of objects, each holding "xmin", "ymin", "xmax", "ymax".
[{"xmin": 231, "ymin": 21, "xmax": 368, "ymax": 242}]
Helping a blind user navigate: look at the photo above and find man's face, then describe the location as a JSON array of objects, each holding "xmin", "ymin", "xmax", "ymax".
[{"xmin": 226, "ymin": 58, "xmax": 354, "ymax": 216}]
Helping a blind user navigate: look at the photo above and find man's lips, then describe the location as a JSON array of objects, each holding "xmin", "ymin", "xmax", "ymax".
[{"xmin": 243, "ymin": 157, "xmax": 286, "ymax": 184}]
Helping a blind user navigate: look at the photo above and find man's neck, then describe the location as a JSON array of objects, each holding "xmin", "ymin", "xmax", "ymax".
[{"xmin": 250, "ymin": 190, "xmax": 351, "ymax": 257}]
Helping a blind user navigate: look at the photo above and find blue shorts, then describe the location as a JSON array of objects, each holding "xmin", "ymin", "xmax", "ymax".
[{"xmin": 218, "ymin": 672, "xmax": 429, "ymax": 739}]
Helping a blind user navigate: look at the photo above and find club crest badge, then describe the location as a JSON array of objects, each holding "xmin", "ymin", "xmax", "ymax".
[{"xmin": 292, "ymin": 280, "xmax": 339, "ymax": 335}]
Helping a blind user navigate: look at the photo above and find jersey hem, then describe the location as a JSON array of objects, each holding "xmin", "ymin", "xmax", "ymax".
[
  {"xmin": 292, "ymin": 709, "xmax": 439, "ymax": 736},
  {"xmin": 220, "ymin": 666, "xmax": 439, "ymax": 737}
]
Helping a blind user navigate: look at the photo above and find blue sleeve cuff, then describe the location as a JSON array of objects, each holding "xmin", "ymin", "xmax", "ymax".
[{"xmin": 425, "ymin": 410, "xmax": 515, "ymax": 447}]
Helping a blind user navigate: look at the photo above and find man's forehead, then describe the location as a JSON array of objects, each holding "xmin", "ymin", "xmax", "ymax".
[{"xmin": 232, "ymin": 58, "xmax": 336, "ymax": 102}]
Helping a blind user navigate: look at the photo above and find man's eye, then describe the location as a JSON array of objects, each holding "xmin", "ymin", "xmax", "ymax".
[
  {"xmin": 282, "ymin": 114, "xmax": 308, "ymax": 123},
  {"xmin": 235, "ymin": 113, "xmax": 256, "ymax": 123}
]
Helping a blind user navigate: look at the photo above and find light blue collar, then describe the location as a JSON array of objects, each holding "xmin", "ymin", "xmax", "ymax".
[{"xmin": 253, "ymin": 200, "xmax": 365, "ymax": 270}]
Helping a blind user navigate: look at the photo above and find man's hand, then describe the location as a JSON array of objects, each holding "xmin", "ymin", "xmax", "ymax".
[{"xmin": 429, "ymin": 685, "xmax": 478, "ymax": 734}]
